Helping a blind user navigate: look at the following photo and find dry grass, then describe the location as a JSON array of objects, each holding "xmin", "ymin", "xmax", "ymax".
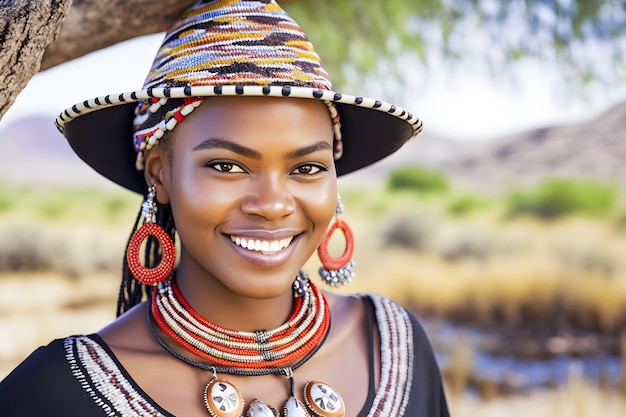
[
  {"xmin": 319, "ymin": 210, "xmax": 626, "ymax": 332},
  {"xmin": 449, "ymin": 384, "xmax": 626, "ymax": 417},
  {"xmin": 0, "ymin": 272, "xmax": 118, "ymax": 379},
  {"xmin": 0, "ymin": 216, "xmax": 130, "ymax": 276}
]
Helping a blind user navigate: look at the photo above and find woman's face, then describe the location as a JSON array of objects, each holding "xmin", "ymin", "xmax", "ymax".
[{"xmin": 151, "ymin": 96, "xmax": 337, "ymax": 299}]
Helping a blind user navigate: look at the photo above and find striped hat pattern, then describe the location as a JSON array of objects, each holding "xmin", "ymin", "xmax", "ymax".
[
  {"xmin": 56, "ymin": 0, "xmax": 422, "ymax": 194},
  {"xmin": 132, "ymin": 0, "xmax": 341, "ymax": 168},
  {"xmin": 145, "ymin": 0, "xmax": 332, "ymax": 90}
]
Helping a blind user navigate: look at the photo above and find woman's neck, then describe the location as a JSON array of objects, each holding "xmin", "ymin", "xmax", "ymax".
[{"xmin": 174, "ymin": 263, "xmax": 295, "ymax": 332}]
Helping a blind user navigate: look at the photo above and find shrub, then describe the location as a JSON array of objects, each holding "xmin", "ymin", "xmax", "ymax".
[
  {"xmin": 506, "ymin": 179, "xmax": 618, "ymax": 220},
  {"xmin": 0, "ymin": 194, "xmax": 14, "ymax": 212},
  {"xmin": 0, "ymin": 221, "xmax": 123, "ymax": 275},
  {"xmin": 102, "ymin": 194, "xmax": 137, "ymax": 221},
  {"xmin": 0, "ymin": 183, "xmax": 19, "ymax": 212},
  {"xmin": 387, "ymin": 165, "xmax": 449, "ymax": 194},
  {"xmin": 447, "ymin": 194, "xmax": 489, "ymax": 216},
  {"xmin": 382, "ymin": 215, "xmax": 433, "ymax": 251},
  {"xmin": 613, "ymin": 210, "xmax": 626, "ymax": 230}
]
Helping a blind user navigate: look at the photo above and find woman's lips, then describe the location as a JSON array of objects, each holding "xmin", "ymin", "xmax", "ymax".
[
  {"xmin": 229, "ymin": 235, "xmax": 293, "ymax": 254},
  {"xmin": 225, "ymin": 232, "xmax": 301, "ymax": 267}
]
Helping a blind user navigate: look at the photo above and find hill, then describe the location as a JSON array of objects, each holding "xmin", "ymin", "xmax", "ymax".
[
  {"xmin": 435, "ymin": 102, "xmax": 626, "ymax": 192},
  {"xmin": 345, "ymin": 102, "xmax": 626, "ymax": 191},
  {"xmin": 0, "ymin": 115, "xmax": 121, "ymax": 189}
]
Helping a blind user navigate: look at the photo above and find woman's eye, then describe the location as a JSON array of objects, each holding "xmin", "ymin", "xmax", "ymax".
[
  {"xmin": 292, "ymin": 164, "xmax": 326, "ymax": 175},
  {"xmin": 210, "ymin": 162, "xmax": 245, "ymax": 173}
]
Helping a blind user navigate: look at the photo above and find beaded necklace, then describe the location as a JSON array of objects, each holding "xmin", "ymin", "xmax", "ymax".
[{"xmin": 149, "ymin": 275, "xmax": 345, "ymax": 417}]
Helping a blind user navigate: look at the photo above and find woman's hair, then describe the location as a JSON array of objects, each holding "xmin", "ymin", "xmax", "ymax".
[{"xmin": 117, "ymin": 196, "xmax": 177, "ymax": 317}]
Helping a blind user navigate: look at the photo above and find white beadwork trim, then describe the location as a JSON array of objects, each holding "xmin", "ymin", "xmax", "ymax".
[
  {"xmin": 366, "ymin": 295, "xmax": 414, "ymax": 417},
  {"xmin": 65, "ymin": 336, "xmax": 166, "ymax": 417},
  {"xmin": 55, "ymin": 85, "xmax": 422, "ymax": 136}
]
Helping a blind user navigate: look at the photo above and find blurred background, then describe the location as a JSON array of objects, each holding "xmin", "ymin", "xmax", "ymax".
[{"xmin": 1, "ymin": 1, "xmax": 626, "ymax": 416}]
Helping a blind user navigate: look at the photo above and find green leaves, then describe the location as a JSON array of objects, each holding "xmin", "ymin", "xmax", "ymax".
[
  {"xmin": 506, "ymin": 179, "xmax": 619, "ymax": 220},
  {"xmin": 282, "ymin": 0, "xmax": 433, "ymax": 88},
  {"xmin": 280, "ymin": 0, "xmax": 626, "ymax": 90}
]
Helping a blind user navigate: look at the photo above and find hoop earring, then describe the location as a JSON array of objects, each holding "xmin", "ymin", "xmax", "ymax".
[
  {"xmin": 126, "ymin": 185, "xmax": 175, "ymax": 286},
  {"xmin": 318, "ymin": 194, "xmax": 355, "ymax": 287}
]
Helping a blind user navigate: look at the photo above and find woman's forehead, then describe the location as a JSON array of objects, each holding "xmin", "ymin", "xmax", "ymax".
[{"xmin": 172, "ymin": 96, "xmax": 334, "ymax": 147}]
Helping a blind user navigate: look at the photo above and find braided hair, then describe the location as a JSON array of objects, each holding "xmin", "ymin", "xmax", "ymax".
[{"xmin": 117, "ymin": 198, "xmax": 176, "ymax": 317}]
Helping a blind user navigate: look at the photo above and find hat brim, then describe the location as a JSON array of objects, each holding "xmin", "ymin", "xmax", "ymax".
[{"xmin": 57, "ymin": 85, "xmax": 422, "ymax": 194}]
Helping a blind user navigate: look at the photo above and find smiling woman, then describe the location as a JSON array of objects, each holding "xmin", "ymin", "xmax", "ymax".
[{"xmin": 0, "ymin": 1, "xmax": 448, "ymax": 417}]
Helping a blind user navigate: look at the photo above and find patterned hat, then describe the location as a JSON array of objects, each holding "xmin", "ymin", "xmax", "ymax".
[{"xmin": 56, "ymin": 0, "xmax": 422, "ymax": 194}]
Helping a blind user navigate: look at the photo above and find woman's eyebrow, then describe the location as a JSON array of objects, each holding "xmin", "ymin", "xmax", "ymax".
[
  {"xmin": 192, "ymin": 137, "xmax": 261, "ymax": 159},
  {"xmin": 192, "ymin": 138, "xmax": 331, "ymax": 160},
  {"xmin": 285, "ymin": 141, "xmax": 332, "ymax": 159}
]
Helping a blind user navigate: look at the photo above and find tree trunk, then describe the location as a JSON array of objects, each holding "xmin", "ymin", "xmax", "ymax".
[
  {"xmin": 0, "ymin": 0, "xmax": 71, "ymax": 120},
  {"xmin": 0, "ymin": 0, "xmax": 198, "ymax": 121},
  {"xmin": 40, "ymin": 0, "xmax": 198, "ymax": 70}
]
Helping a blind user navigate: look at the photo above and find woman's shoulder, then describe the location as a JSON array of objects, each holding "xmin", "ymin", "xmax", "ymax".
[
  {"xmin": 0, "ymin": 334, "xmax": 105, "ymax": 415},
  {"xmin": 0, "ymin": 334, "xmax": 106, "ymax": 382},
  {"xmin": 97, "ymin": 301, "xmax": 156, "ymax": 351},
  {"xmin": 356, "ymin": 293, "xmax": 450, "ymax": 416},
  {"xmin": 1, "ymin": 333, "xmax": 170, "ymax": 417},
  {"xmin": 359, "ymin": 293, "xmax": 440, "ymax": 356},
  {"xmin": 325, "ymin": 292, "xmax": 426, "ymax": 335},
  {"xmin": 351, "ymin": 293, "xmax": 426, "ymax": 332},
  {"xmin": 2, "ymin": 334, "xmax": 93, "ymax": 378}
]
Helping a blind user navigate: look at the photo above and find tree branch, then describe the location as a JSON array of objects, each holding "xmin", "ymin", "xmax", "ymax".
[
  {"xmin": 0, "ymin": 0, "xmax": 71, "ymax": 120},
  {"xmin": 40, "ymin": 0, "xmax": 198, "ymax": 70},
  {"xmin": 0, "ymin": 0, "xmax": 198, "ymax": 121}
]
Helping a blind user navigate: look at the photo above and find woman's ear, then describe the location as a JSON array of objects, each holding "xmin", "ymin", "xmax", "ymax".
[{"xmin": 143, "ymin": 146, "xmax": 170, "ymax": 205}]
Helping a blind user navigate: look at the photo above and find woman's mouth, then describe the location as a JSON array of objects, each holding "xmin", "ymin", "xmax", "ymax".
[{"xmin": 229, "ymin": 235, "xmax": 294, "ymax": 254}]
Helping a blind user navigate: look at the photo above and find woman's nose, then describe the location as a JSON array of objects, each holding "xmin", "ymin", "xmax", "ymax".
[{"xmin": 240, "ymin": 174, "xmax": 296, "ymax": 220}]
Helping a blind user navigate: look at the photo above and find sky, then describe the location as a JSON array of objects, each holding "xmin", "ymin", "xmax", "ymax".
[{"xmin": 2, "ymin": 33, "xmax": 625, "ymax": 142}]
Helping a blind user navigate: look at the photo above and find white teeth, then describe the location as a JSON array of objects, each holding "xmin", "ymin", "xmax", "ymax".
[{"xmin": 230, "ymin": 235, "xmax": 293, "ymax": 253}]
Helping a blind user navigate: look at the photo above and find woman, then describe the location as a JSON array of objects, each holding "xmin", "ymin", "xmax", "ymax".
[{"xmin": 0, "ymin": 1, "xmax": 449, "ymax": 416}]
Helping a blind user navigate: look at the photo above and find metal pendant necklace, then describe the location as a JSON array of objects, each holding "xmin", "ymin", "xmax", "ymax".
[{"xmin": 147, "ymin": 274, "xmax": 346, "ymax": 417}]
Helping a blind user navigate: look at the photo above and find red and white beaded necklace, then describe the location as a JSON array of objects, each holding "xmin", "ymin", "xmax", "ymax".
[{"xmin": 148, "ymin": 274, "xmax": 346, "ymax": 417}]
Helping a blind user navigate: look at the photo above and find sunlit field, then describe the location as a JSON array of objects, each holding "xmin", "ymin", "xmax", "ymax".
[{"xmin": 1, "ymin": 170, "xmax": 626, "ymax": 415}]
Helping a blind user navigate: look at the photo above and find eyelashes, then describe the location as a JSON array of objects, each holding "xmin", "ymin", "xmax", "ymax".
[
  {"xmin": 291, "ymin": 163, "xmax": 327, "ymax": 175},
  {"xmin": 209, "ymin": 162, "xmax": 246, "ymax": 173},
  {"xmin": 206, "ymin": 161, "xmax": 328, "ymax": 176}
]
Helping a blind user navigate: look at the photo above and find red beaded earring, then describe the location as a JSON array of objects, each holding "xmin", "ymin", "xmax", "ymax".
[
  {"xmin": 126, "ymin": 185, "xmax": 175, "ymax": 286},
  {"xmin": 317, "ymin": 194, "xmax": 355, "ymax": 287}
]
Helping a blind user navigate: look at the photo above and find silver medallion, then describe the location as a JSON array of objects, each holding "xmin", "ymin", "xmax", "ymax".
[
  {"xmin": 303, "ymin": 381, "xmax": 345, "ymax": 417},
  {"xmin": 204, "ymin": 378, "xmax": 244, "ymax": 417},
  {"xmin": 246, "ymin": 399, "xmax": 279, "ymax": 417}
]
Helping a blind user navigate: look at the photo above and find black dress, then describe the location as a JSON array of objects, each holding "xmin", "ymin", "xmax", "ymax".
[{"xmin": 0, "ymin": 295, "xmax": 449, "ymax": 416}]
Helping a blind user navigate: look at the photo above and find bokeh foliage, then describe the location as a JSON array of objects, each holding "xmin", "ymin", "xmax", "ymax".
[
  {"xmin": 506, "ymin": 179, "xmax": 619, "ymax": 220},
  {"xmin": 387, "ymin": 165, "xmax": 450, "ymax": 194},
  {"xmin": 281, "ymin": 0, "xmax": 626, "ymax": 89}
]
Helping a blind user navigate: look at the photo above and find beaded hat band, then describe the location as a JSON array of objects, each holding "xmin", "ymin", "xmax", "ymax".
[
  {"xmin": 55, "ymin": 0, "xmax": 422, "ymax": 194},
  {"xmin": 131, "ymin": 95, "xmax": 342, "ymax": 171}
]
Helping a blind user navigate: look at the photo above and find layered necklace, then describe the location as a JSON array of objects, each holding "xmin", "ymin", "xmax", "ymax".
[{"xmin": 148, "ymin": 274, "xmax": 346, "ymax": 417}]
